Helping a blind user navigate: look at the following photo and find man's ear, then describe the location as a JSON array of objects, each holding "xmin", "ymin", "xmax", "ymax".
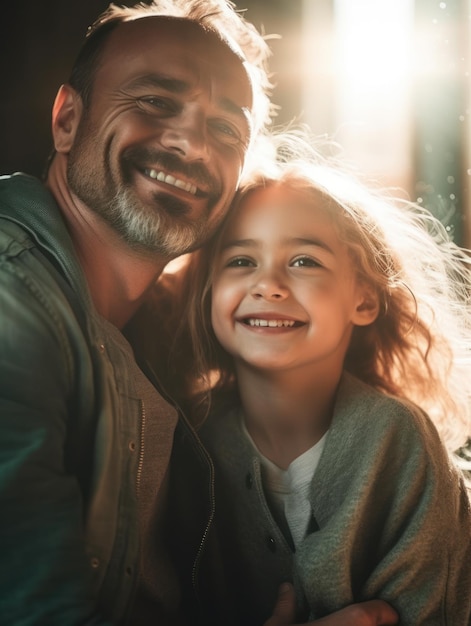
[
  {"xmin": 353, "ymin": 285, "xmax": 380, "ymax": 327},
  {"xmin": 51, "ymin": 84, "xmax": 83, "ymax": 154}
]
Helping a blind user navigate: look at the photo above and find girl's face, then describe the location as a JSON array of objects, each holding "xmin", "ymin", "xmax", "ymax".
[{"xmin": 210, "ymin": 183, "xmax": 378, "ymax": 376}]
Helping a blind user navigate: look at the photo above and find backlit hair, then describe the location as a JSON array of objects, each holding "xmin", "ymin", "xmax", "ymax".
[
  {"xmin": 68, "ymin": 0, "xmax": 274, "ymax": 133},
  {"xmin": 173, "ymin": 129, "xmax": 471, "ymax": 453}
]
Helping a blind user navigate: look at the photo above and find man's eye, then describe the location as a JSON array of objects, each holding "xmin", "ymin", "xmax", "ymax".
[
  {"xmin": 292, "ymin": 256, "xmax": 321, "ymax": 268},
  {"xmin": 137, "ymin": 97, "xmax": 175, "ymax": 112},
  {"xmin": 209, "ymin": 120, "xmax": 243, "ymax": 145},
  {"xmin": 226, "ymin": 257, "xmax": 254, "ymax": 268}
]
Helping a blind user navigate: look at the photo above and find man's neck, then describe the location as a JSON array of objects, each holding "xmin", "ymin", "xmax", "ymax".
[
  {"xmin": 76, "ymin": 238, "xmax": 166, "ymax": 329},
  {"xmin": 46, "ymin": 163, "xmax": 168, "ymax": 329}
]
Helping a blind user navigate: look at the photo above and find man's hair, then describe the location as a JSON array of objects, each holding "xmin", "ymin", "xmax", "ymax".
[{"xmin": 68, "ymin": 0, "xmax": 274, "ymax": 133}]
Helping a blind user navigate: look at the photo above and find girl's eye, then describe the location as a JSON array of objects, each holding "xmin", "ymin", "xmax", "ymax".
[
  {"xmin": 292, "ymin": 256, "xmax": 321, "ymax": 268},
  {"xmin": 226, "ymin": 257, "xmax": 255, "ymax": 268}
]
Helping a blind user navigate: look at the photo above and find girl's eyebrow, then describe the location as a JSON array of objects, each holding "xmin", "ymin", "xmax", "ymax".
[
  {"xmin": 221, "ymin": 237, "xmax": 335, "ymax": 255},
  {"xmin": 220, "ymin": 238, "xmax": 257, "ymax": 250},
  {"xmin": 291, "ymin": 237, "xmax": 335, "ymax": 255}
]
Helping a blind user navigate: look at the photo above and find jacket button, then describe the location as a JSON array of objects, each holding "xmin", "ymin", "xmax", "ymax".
[
  {"xmin": 245, "ymin": 473, "xmax": 253, "ymax": 489},
  {"xmin": 90, "ymin": 557, "xmax": 100, "ymax": 569},
  {"xmin": 266, "ymin": 536, "xmax": 277, "ymax": 552}
]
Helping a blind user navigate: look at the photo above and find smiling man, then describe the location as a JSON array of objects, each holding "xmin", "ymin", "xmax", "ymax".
[
  {"xmin": 0, "ymin": 2, "xmax": 271, "ymax": 624},
  {"xmin": 60, "ymin": 17, "xmax": 256, "ymax": 262}
]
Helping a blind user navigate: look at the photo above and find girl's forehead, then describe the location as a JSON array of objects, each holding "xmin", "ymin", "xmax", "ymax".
[
  {"xmin": 236, "ymin": 182, "xmax": 333, "ymax": 219},
  {"xmin": 217, "ymin": 182, "xmax": 341, "ymax": 247},
  {"xmin": 243, "ymin": 182, "xmax": 310, "ymax": 204}
]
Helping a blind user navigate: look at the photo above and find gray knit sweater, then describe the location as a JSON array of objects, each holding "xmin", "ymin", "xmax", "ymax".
[{"xmin": 198, "ymin": 373, "xmax": 471, "ymax": 625}]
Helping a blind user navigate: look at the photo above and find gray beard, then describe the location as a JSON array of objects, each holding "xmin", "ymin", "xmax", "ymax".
[
  {"xmin": 104, "ymin": 185, "xmax": 206, "ymax": 256},
  {"xmin": 68, "ymin": 162, "xmax": 207, "ymax": 257},
  {"xmin": 66, "ymin": 121, "xmax": 212, "ymax": 258}
]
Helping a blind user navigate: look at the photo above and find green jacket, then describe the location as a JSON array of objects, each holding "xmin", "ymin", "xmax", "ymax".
[
  {"xmin": 0, "ymin": 173, "xmax": 144, "ymax": 624},
  {"xmin": 193, "ymin": 373, "xmax": 471, "ymax": 625}
]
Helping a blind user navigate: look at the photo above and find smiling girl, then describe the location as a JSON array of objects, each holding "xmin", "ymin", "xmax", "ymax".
[{"xmin": 152, "ymin": 131, "xmax": 471, "ymax": 625}]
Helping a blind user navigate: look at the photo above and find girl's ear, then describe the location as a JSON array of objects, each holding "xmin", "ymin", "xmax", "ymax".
[
  {"xmin": 353, "ymin": 285, "xmax": 380, "ymax": 326},
  {"xmin": 51, "ymin": 84, "xmax": 83, "ymax": 154}
]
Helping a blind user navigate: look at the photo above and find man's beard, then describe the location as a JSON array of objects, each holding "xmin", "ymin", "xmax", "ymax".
[
  {"xmin": 66, "ymin": 128, "xmax": 223, "ymax": 257},
  {"xmin": 100, "ymin": 185, "xmax": 208, "ymax": 255}
]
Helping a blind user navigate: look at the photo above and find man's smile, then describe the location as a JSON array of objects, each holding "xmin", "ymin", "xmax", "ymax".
[
  {"xmin": 144, "ymin": 168, "xmax": 198, "ymax": 195},
  {"xmin": 123, "ymin": 146, "xmax": 218, "ymax": 201}
]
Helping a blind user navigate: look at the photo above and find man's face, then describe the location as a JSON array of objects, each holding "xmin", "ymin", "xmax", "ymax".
[{"xmin": 66, "ymin": 17, "xmax": 254, "ymax": 257}]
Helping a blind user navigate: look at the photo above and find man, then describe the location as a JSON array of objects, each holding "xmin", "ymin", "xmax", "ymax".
[{"xmin": 0, "ymin": 1, "xmax": 397, "ymax": 624}]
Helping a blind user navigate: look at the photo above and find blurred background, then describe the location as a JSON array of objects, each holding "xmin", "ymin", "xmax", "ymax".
[{"xmin": 1, "ymin": 0, "xmax": 470, "ymax": 244}]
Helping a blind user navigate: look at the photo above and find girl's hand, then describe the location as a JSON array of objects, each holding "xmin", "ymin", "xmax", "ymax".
[{"xmin": 264, "ymin": 583, "xmax": 399, "ymax": 626}]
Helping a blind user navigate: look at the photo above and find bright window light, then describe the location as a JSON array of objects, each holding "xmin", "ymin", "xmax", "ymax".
[
  {"xmin": 334, "ymin": 0, "xmax": 415, "ymax": 187},
  {"xmin": 302, "ymin": 0, "xmax": 415, "ymax": 189}
]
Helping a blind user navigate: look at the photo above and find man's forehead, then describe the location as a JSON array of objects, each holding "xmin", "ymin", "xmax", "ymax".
[
  {"xmin": 99, "ymin": 16, "xmax": 254, "ymax": 113},
  {"xmin": 107, "ymin": 16, "xmax": 246, "ymax": 64}
]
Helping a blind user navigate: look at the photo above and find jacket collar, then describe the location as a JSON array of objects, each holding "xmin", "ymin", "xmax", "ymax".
[{"xmin": 0, "ymin": 172, "xmax": 92, "ymax": 306}]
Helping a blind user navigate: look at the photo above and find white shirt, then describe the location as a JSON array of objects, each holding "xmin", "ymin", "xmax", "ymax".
[{"xmin": 241, "ymin": 417, "xmax": 327, "ymax": 549}]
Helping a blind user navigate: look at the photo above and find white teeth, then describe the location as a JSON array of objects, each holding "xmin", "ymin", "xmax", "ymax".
[
  {"xmin": 146, "ymin": 169, "xmax": 197, "ymax": 195},
  {"xmin": 248, "ymin": 319, "xmax": 295, "ymax": 327},
  {"xmin": 174, "ymin": 179, "xmax": 189, "ymax": 191}
]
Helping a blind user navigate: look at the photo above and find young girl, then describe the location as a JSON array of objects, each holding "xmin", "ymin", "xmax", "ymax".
[{"xmin": 153, "ymin": 131, "xmax": 471, "ymax": 626}]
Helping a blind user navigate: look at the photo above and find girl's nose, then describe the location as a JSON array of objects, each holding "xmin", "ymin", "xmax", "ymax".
[{"xmin": 250, "ymin": 272, "xmax": 289, "ymax": 301}]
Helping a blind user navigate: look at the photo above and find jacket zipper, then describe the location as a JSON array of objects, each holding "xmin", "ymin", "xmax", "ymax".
[
  {"xmin": 137, "ymin": 359, "xmax": 216, "ymax": 603},
  {"xmin": 189, "ymin": 425, "xmax": 216, "ymax": 603},
  {"xmin": 136, "ymin": 399, "xmax": 146, "ymax": 497}
]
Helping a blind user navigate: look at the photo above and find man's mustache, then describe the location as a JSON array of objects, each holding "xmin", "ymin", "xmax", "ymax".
[{"xmin": 122, "ymin": 146, "xmax": 221, "ymax": 198}]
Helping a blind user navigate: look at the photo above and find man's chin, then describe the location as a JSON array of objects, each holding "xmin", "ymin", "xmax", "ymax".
[
  {"xmin": 108, "ymin": 185, "xmax": 215, "ymax": 256},
  {"xmin": 152, "ymin": 191, "xmax": 191, "ymax": 218}
]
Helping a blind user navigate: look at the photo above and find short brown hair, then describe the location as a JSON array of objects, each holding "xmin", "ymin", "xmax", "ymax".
[{"xmin": 68, "ymin": 0, "xmax": 274, "ymax": 133}]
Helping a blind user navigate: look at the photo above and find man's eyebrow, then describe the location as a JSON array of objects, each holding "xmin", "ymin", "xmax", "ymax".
[
  {"xmin": 127, "ymin": 74, "xmax": 250, "ymax": 123},
  {"xmin": 219, "ymin": 97, "xmax": 251, "ymax": 123},
  {"xmin": 127, "ymin": 74, "xmax": 189, "ymax": 94}
]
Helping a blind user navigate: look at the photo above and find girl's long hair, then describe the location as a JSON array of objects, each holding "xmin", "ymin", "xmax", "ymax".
[{"xmin": 163, "ymin": 130, "xmax": 471, "ymax": 452}]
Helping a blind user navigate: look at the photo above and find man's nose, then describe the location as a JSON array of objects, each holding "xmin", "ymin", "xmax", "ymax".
[{"xmin": 159, "ymin": 106, "xmax": 210, "ymax": 162}]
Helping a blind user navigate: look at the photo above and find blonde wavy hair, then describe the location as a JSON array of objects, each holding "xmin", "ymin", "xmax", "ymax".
[{"xmin": 160, "ymin": 130, "xmax": 471, "ymax": 453}]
